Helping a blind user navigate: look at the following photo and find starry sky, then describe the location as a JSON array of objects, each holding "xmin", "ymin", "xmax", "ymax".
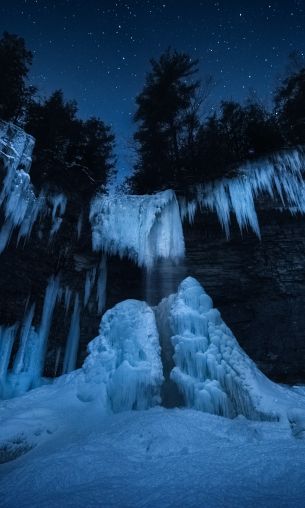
[{"xmin": 1, "ymin": 0, "xmax": 305, "ymax": 175}]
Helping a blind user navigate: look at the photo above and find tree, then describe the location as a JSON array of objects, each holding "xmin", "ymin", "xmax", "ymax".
[
  {"xmin": 26, "ymin": 90, "xmax": 116, "ymax": 196},
  {"xmin": 0, "ymin": 32, "xmax": 35, "ymax": 122},
  {"xmin": 130, "ymin": 49, "xmax": 201, "ymax": 193},
  {"xmin": 274, "ymin": 65, "xmax": 305, "ymax": 145},
  {"xmin": 193, "ymin": 100, "xmax": 283, "ymax": 182}
]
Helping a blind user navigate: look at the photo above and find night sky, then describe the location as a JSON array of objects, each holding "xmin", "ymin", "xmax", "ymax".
[{"xmin": 1, "ymin": 0, "xmax": 305, "ymax": 176}]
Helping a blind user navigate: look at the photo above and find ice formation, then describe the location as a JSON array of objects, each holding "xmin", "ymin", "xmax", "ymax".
[
  {"xmin": 84, "ymin": 267, "xmax": 97, "ymax": 307},
  {"xmin": 96, "ymin": 255, "xmax": 107, "ymax": 314},
  {"xmin": 179, "ymin": 148, "xmax": 305, "ymax": 237},
  {"xmin": 156, "ymin": 277, "xmax": 305, "ymax": 421},
  {"xmin": 78, "ymin": 299, "xmax": 163, "ymax": 411},
  {"xmin": 62, "ymin": 294, "xmax": 81, "ymax": 374},
  {"xmin": 90, "ymin": 189, "xmax": 185, "ymax": 268},
  {"xmin": 0, "ymin": 121, "xmax": 68, "ymax": 252}
]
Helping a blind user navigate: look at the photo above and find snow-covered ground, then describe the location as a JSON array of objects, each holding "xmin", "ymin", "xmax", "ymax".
[
  {"xmin": 1, "ymin": 277, "xmax": 305, "ymax": 508},
  {"xmin": 1, "ymin": 396, "xmax": 305, "ymax": 508}
]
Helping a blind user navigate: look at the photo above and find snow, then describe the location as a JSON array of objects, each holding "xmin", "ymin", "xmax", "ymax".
[
  {"xmin": 78, "ymin": 298, "xmax": 163, "ymax": 411},
  {"xmin": 1, "ymin": 278, "xmax": 305, "ymax": 506},
  {"xmin": 180, "ymin": 147, "xmax": 305, "ymax": 237},
  {"xmin": 1, "ymin": 401, "xmax": 305, "ymax": 507},
  {"xmin": 90, "ymin": 189, "xmax": 185, "ymax": 268},
  {"xmin": 156, "ymin": 277, "xmax": 305, "ymax": 421}
]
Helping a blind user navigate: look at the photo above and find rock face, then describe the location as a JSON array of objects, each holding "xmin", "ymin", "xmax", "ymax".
[
  {"xmin": 0, "ymin": 121, "xmax": 304, "ymax": 386},
  {"xmin": 1, "ymin": 197, "xmax": 305, "ymax": 384}
]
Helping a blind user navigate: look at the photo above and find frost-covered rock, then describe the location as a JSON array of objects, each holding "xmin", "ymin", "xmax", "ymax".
[
  {"xmin": 156, "ymin": 276, "xmax": 305, "ymax": 421},
  {"xmin": 90, "ymin": 189, "xmax": 185, "ymax": 268},
  {"xmin": 0, "ymin": 122, "xmax": 68, "ymax": 252},
  {"xmin": 78, "ymin": 299, "xmax": 163, "ymax": 411}
]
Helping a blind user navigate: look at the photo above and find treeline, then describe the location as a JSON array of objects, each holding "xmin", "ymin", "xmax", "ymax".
[
  {"xmin": 1, "ymin": 32, "xmax": 305, "ymax": 197},
  {"xmin": 0, "ymin": 32, "xmax": 115, "ymax": 197},
  {"xmin": 130, "ymin": 49, "xmax": 305, "ymax": 193}
]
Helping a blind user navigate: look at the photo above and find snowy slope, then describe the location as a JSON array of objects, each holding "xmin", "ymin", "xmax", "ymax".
[{"xmin": 1, "ymin": 404, "xmax": 305, "ymax": 508}]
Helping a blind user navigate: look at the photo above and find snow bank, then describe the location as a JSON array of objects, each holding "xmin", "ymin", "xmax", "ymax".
[
  {"xmin": 78, "ymin": 299, "xmax": 163, "ymax": 411},
  {"xmin": 90, "ymin": 189, "xmax": 185, "ymax": 268},
  {"xmin": 156, "ymin": 276, "xmax": 305, "ymax": 421},
  {"xmin": 179, "ymin": 148, "xmax": 305, "ymax": 237}
]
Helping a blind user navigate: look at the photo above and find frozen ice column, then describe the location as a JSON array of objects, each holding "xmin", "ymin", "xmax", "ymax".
[
  {"xmin": 156, "ymin": 276, "xmax": 305, "ymax": 421},
  {"xmin": 78, "ymin": 299, "xmax": 164, "ymax": 411}
]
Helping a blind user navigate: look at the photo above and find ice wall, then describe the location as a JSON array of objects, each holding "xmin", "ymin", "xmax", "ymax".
[
  {"xmin": 156, "ymin": 277, "xmax": 305, "ymax": 421},
  {"xmin": 78, "ymin": 299, "xmax": 163, "ymax": 411},
  {"xmin": 179, "ymin": 148, "xmax": 305, "ymax": 237},
  {"xmin": 90, "ymin": 189, "xmax": 185, "ymax": 268}
]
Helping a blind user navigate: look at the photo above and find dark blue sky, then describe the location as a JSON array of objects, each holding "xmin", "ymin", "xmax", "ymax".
[{"xmin": 1, "ymin": 0, "xmax": 305, "ymax": 175}]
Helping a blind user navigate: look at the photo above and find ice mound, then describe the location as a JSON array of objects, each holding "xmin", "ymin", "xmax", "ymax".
[
  {"xmin": 90, "ymin": 189, "xmax": 185, "ymax": 268},
  {"xmin": 78, "ymin": 299, "xmax": 163, "ymax": 411},
  {"xmin": 156, "ymin": 277, "xmax": 305, "ymax": 421}
]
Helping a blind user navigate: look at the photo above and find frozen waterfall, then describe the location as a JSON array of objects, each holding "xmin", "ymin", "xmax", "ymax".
[{"xmin": 90, "ymin": 189, "xmax": 185, "ymax": 268}]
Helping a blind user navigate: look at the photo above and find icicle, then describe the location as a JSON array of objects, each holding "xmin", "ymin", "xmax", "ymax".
[
  {"xmin": 96, "ymin": 256, "xmax": 107, "ymax": 314},
  {"xmin": 30, "ymin": 275, "xmax": 61, "ymax": 384},
  {"xmin": 49, "ymin": 193, "xmax": 67, "ymax": 239},
  {"xmin": 63, "ymin": 286, "xmax": 73, "ymax": 315},
  {"xmin": 181, "ymin": 147, "xmax": 305, "ymax": 238},
  {"xmin": 0, "ymin": 219, "xmax": 14, "ymax": 253},
  {"xmin": 0, "ymin": 325, "xmax": 17, "ymax": 397},
  {"xmin": 62, "ymin": 294, "xmax": 80, "ymax": 374},
  {"xmin": 54, "ymin": 346, "xmax": 62, "ymax": 376},
  {"xmin": 84, "ymin": 267, "xmax": 97, "ymax": 307},
  {"xmin": 13, "ymin": 303, "xmax": 36, "ymax": 374},
  {"xmin": 76, "ymin": 210, "xmax": 83, "ymax": 240}
]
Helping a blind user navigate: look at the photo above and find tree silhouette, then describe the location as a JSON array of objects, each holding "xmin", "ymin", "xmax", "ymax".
[
  {"xmin": 26, "ymin": 90, "xmax": 115, "ymax": 196},
  {"xmin": 130, "ymin": 49, "xmax": 201, "ymax": 193},
  {"xmin": 0, "ymin": 32, "xmax": 35, "ymax": 122},
  {"xmin": 274, "ymin": 65, "xmax": 305, "ymax": 145}
]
